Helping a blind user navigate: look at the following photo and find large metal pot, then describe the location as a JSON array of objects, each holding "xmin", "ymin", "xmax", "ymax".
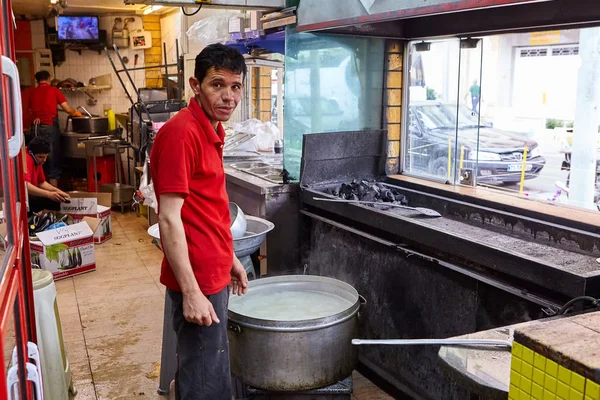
[
  {"xmin": 228, "ymin": 275, "xmax": 362, "ymax": 391},
  {"xmin": 70, "ymin": 116, "xmax": 108, "ymax": 133}
]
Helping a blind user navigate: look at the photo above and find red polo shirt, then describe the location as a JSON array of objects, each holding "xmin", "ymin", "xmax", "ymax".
[
  {"xmin": 24, "ymin": 148, "xmax": 46, "ymax": 187},
  {"xmin": 150, "ymin": 98, "xmax": 233, "ymax": 295},
  {"xmin": 29, "ymin": 82, "xmax": 67, "ymax": 126}
]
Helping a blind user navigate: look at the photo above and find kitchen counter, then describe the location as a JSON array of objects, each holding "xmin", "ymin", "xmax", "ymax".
[
  {"xmin": 224, "ymin": 155, "xmax": 301, "ymax": 276},
  {"xmin": 225, "ymin": 166, "xmax": 297, "ymax": 195},
  {"xmin": 438, "ymin": 311, "xmax": 600, "ymax": 399}
]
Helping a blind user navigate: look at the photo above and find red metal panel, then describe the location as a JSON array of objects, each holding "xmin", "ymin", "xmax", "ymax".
[
  {"xmin": 297, "ymin": 0, "xmax": 550, "ymax": 32},
  {"xmin": 0, "ymin": 0, "xmax": 37, "ymax": 398}
]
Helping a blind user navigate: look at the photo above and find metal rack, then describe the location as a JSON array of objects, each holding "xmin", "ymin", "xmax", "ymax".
[
  {"xmin": 104, "ymin": 39, "xmax": 187, "ymax": 210},
  {"xmin": 105, "ymin": 39, "xmax": 186, "ymax": 163}
]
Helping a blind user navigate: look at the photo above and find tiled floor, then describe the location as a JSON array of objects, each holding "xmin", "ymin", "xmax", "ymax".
[{"xmin": 55, "ymin": 212, "xmax": 393, "ymax": 400}]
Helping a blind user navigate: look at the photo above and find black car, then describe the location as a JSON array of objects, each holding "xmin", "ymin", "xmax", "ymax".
[{"xmin": 406, "ymin": 102, "xmax": 546, "ymax": 183}]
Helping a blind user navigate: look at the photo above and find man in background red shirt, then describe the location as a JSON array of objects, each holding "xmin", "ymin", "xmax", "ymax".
[
  {"xmin": 24, "ymin": 136, "xmax": 70, "ymax": 212},
  {"xmin": 151, "ymin": 44, "xmax": 248, "ymax": 400},
  {"xmin": 28, "ymin": 70, "xmax": 81, "ymax": 187}
]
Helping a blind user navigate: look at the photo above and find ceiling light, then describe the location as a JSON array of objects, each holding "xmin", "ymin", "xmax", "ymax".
[
  {"xmin": 50, "ymin": 0, "xmax": 59, "ymax": 4},
  {"xmin": 143, "ymin": 5, "xmax": 163, "ymax": 15}
]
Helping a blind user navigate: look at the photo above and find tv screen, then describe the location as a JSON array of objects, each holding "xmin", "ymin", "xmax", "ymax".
[{"xmin": 57, "ymin": 16, "xmax": 99, "ymax": 42}]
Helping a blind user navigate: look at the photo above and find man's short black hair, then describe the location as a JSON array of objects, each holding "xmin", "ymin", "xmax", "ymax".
[
  {"xmin": 35, "ymin": 70, "xmax": 51, "ymax": 83},
  {"xmin": 194, "ymin": 43, "xmax": 247, "ymax": 84},
  {"xmin": 28, "ymin": 136, "xmax": 51, "ymax": 155}
]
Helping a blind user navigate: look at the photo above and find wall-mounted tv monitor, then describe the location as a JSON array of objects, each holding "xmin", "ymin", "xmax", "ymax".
[{"xmin": 57, "ymin": 16, "xmax": 100, "ymax": 42}]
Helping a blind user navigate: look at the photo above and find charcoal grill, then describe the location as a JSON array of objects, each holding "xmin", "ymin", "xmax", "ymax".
[{"xmin": 299, "ymin": 130, "xmax": 600, "ymax": 304}]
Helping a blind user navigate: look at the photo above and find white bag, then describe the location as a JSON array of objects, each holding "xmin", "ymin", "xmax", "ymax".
[{"xmin": 139, "ymin": 158, "xmax": 158, "ymax": 213}]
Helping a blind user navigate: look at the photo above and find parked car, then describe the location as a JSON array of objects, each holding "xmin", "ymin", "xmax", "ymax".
[
  {"xmin": 286, "ymin": 96, "xmax": 346, "ymax": 133},
  {"xmin": 406, "ymin": 102, "xmax": 546, "ymax": 183}
]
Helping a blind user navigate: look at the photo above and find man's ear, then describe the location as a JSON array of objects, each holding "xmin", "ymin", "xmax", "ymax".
[{"xmin": 189, "ymin": 76, "xmax": 201, "ymax": 96}]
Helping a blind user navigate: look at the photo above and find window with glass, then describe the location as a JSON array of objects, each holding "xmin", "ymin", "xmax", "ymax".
[
  {"xmin": 403, "ymin": 27, "xmax": 600, "ymax": 211},
  {"xmin": 283, "ymin": 29, "xmax": 385, "ymax": 180}
]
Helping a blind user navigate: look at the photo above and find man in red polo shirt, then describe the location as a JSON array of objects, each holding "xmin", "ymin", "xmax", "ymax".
[
  {"xmin": 28, "ymin": 70, "xmax": 81, "ymax": 187},
  {"xmin": 24, "ymin": 136, "xmax": 71, "ymax": 212},
  {"xmin": 150, "ymin": 44, "xmax": 248, "ymax": 400}
]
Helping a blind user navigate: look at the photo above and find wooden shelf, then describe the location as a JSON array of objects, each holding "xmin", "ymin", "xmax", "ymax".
[{"xmin": 59, "ymin": 85, "xmax": 111, "ymax": 93}]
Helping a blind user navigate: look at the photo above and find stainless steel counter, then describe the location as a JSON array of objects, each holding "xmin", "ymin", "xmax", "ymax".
[{"xmin": 225, "ymin": 156, "xmax": 301, "ymax": 277}]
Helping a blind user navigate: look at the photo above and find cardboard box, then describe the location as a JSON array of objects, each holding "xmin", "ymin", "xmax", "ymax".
[
  {"xmin": 61, "ymin": 192, "xmax": 113, "ymax": 244},
  {"xmin": 30, "ymin": 217, "xmax": 100, "ymax": 280}
]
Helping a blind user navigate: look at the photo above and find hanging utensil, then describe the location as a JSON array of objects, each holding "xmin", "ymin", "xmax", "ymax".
[
  {"xmin": 352, "ymin": 338, "xmax": 512, "ymax": 348},
  {"xmin": 312, "ymin": 197, "xmax": 442, "ymax": 218}
]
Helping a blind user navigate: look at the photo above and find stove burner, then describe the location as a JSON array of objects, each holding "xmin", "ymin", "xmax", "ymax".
[
  {"xmin": 234, "ymin": 376, "xmax": 352, "ymax": 399},
  {"xmin": 329, "ymin": 179, "xmax": 409, "ymax": 206}
]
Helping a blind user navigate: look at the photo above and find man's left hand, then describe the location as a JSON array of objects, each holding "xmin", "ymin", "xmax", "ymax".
[{"xmin": 230, "ymin": 257, "xmax": 248, "ymax": 296}]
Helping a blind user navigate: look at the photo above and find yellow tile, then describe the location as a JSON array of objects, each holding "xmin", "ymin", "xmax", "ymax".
[
  {"xmin": 386, "ymin": 71, "xmax": 402, "ymax": 88},
  {"xmin": 547, "ymin": 360, "xmax": 559, "ymax": 378},
  {"xmin": 545, "ymin": 376, "xmax": 558, "ymax": 393},
  {"xmin": 513, "ymin": 343, "xmax": 524, "ymax": 358},
  {"xmin": 558, "ymin": 382, "xmax": 571, "ymax": 399},
  {"xmin": 523, "ymin": 363, "xmax": 534, "ymax": 380},
  {"xmin": 533, "ymin": 383, "xmax": 544, "ymax": 399},
  {"xmin": 387, "ymin": 124, "xmax": 401, "ymax": 141},
  {"xmin": 559, "ymin": 366, "xmax": 572, "ymax": 384},
  {"xmin": 387, "ymin": 53, "xmax": 403, "ymax": 71},
  {"xmin": 535, "ymin": 353, "xmax": 547, "ymax": 370},
  {"xmin": 512, "ymin": 370, "xmax": 522, "ymax": 387},
  {"xmin": 508, "ymin": 382, "xmax": 521, "ymax": 400},
  {"xmin": 572, "ymin": 374, "xmax": 586, "ymax": 393},
  {"xmin": 511, "ymin": 384, "xmax": 521, "ymax": 400},
  {"xmin": 512, "ymin": 358, "xmax": 523, "ymax": 373},
  {"xmin": 522, "ymin": 378, "xmax": 533, "ymax": 394},
  {"xmin": 387, "ymin": 141, "xmax": 400, "ymax": 157},
  {"xmin": 523, "ymin": 347, "xmax": 535, "ymax": 365},
  {"xmin": 586, "ymin": 380, "xmax": 600, "ymax": 400},
  {"xmin": 386, "ymin": 106, "xmax": 401, "ymax": 123},
  {"xmin": 544, "ymin": 390, "xmax": 557, "ymax": 400},
  {"xmin": 387, "ymin": 89, "xmax": 402, "ymax": 106},
  {"xmin": 570, "ymin": 388, "xmax": 584, "ymax": 400},
  {"xmin": 534, "ymin": 369, "xmax": 546, "ymax": 386}
]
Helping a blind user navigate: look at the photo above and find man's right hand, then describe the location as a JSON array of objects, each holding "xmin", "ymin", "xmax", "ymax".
[
  {"xmin": 182, "ymin": 290, "xmax": 220, "ymax": 326},
  {"xmin": 46, "ymin": 191, "xmax": 67, "ymax": 203}
]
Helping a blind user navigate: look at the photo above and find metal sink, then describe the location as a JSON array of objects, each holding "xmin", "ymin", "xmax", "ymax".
[
  {"xmin": 230, "ymin": 162, "xmax": 271, "ymax": 169},
  {"xmin": 248, "ymin": 167, "xmax": 282, "ymax": 176}
]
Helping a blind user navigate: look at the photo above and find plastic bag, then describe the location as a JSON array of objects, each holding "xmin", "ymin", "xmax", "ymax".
[
  {"xmin": 139, "ymin": 158, "xmax": 158, "ymax": 213},
  {"xmin": 186, "ymin": 14, "xmax": 238, "ymax": 45},
  {"xmin": 232, "ymin": 119, "xmax": 280, "ymax": 152}
]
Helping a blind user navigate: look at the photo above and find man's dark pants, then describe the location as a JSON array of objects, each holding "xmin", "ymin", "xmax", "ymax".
[{"xmin": 168, "ymin": 287, "xmax": 232, "ymax": 400}]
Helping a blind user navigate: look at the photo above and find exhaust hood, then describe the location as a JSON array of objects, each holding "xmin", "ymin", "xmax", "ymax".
[{"xmin": 124, "ymin": 0, "xmax": 285, "ymax": 9}]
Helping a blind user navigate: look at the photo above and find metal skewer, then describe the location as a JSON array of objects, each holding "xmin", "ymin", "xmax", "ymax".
[
  {"xmin": 352, "ymin": 338, "xmax": 512, "ymax": 348},
  {"xmin": 312, "ymin": 197, "xmax": 442, "ymax": 217}
]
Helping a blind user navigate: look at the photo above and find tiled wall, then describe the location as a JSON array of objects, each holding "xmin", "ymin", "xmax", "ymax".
[
  {"xmin": 142, "ymin": 14, "xmax": 162, "ymax": 88},
  {"xmin": 384, "ymin": 40, "xmax": 403, "ymax": 175},
  {"xmin": 509, "ymin": 342, "xmax": 600, "ymax": 400},
  {"xmin": 30, "ymin": 16, "xmax": 147, "ymax": 126}
]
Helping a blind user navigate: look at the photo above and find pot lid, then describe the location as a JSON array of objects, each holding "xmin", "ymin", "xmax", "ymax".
[{"xmin": 228, "ymin": 275, "xmax": 358, "ymax": 322}]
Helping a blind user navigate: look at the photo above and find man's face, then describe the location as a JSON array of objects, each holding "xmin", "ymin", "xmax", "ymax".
[
  {"xmin": 190, "ymin": 67, "xmax": 244, "ymax": 125},
  {"xmin": 34, "ymin": 153, "xmax": 49, "ymax": 164}
]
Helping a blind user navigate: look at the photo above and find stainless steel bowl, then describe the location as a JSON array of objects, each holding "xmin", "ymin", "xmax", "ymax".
[{"xmin": 148, "ymin": 202, "xmax": 248, "ymax": 248}]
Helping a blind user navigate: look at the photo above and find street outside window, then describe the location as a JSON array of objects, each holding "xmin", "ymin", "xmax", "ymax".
[{"xmin": 403, "ymin": 27, "xmax": 600, "ymax": 212}]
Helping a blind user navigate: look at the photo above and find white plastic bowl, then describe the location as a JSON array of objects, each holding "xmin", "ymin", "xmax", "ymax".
[{"xmin": 229, "ymin": 202, "xmax": 247, "ymax": 239}]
